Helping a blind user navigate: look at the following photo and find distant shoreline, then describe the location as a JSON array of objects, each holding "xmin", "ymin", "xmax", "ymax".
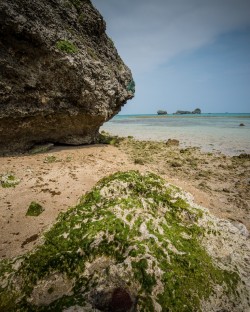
[
  {"xmin": 101, "ymin": 113, "xmax": 250, "ymax": 156},
  {"xmin": 115, "ymin": 113, "xmax": 250, "ymax": 119},
  {"xmin": 133, "ymin": 114, "xmax": 250, "ymax": 119}
]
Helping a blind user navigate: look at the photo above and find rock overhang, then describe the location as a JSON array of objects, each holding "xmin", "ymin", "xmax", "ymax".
[{"xmin": 0, "ymin": 0, "xmax": 135, "ymax": 154}]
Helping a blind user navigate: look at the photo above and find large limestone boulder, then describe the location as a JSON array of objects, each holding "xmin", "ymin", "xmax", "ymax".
[
  {"xmin": 0, "ymin": 0, "xmax": 134, "ymax": 154},
  {"xmin": 0, "ymin": 171, "xmax": 249, "ymax": 311}
]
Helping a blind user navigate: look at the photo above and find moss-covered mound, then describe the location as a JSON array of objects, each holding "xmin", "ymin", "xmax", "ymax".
[{"xmin": 0, "ymin": 171, "xmax": 249, "ymax": 311}]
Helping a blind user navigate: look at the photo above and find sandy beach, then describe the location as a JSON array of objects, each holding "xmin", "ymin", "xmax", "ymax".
[{"xmin": 0, "ymin": 138, "xmax": 249, "ymax": 259}]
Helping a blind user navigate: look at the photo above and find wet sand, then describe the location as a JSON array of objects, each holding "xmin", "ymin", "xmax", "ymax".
[{"xmin": 0, "ymin": 139, "xmax": 249, "ymax": 259}]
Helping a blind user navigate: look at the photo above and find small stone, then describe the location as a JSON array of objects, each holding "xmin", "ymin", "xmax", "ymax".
[{"xmin": 166, "ymin": 139, "xmax": 180, "ymax": 146}]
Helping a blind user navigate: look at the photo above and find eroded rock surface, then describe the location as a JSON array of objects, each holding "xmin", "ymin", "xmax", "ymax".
[
  {"xmin": 0, "ymin": 171, "xmax": 249, "ymax": 311},
  {"xmin": 0, "ymin": 0, "xmax": 134, "ymax": 153}
]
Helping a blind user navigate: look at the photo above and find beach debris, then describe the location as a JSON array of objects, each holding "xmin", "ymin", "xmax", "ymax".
[{"xmin": 0, "ymin": 171, "xmax": 249, "ymax": 311}]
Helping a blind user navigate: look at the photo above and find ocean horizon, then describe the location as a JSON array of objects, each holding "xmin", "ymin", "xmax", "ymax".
[{"xmin": 101, "ymin": 113, "xmax": 250, "ymax": 156}]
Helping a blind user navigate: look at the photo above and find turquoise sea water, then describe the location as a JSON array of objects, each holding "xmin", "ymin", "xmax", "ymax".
[{"xmin": 100, "ymin": 113, "xmax": 250, "ymax": 155}]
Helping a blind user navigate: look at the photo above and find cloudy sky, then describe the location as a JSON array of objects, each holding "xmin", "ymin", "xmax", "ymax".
[{"xmin": 92, "ymin": 0, "xmax": 250, "ymax": 114}]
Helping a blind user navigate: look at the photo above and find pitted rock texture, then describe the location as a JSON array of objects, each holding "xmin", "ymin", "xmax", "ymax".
[
  {"xmin": 0, "ymin": 171, "xmax": 249, "ymax": 311},
  {"xmin": 0, "ymin": 0, "xmax": 134, "ymax": 153}
]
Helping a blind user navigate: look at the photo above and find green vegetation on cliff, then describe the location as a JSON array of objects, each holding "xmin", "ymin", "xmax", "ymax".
[{"xmin": 56, "ymin": 40, "xmax": 78, "ymax": 54}]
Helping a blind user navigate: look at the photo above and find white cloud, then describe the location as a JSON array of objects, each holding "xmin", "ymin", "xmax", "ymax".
[{"xmin": 92, "ymin": 0, "xmax": 250, "ymax": 72}]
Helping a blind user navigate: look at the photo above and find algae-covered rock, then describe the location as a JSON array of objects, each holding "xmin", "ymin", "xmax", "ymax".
[
  {"xmin": 0, "ymin": 171, "xmax": 249, "ymax": 311},
  {"xmin": 0, "ymin": 173, "xmax": 20, "ymax": 188},
  {"xmin": 26, "ymin": 202, "xmax": 44, "ymax": 217}
]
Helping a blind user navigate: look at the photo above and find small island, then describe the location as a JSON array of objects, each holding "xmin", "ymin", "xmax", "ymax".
[
  {"xmin": 174, "ymin": 108, "xmax": 201, "ymax": 115},
  {"xmin": 157, "ymin": 110, "xmax": 168, "ymax": 115}
]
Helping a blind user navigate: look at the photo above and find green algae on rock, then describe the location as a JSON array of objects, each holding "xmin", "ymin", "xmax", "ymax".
[
  {"xmin": 26, "ymin": 202, "xmax": 44, "ymax": 217},
  {"xmin": 0, "ymin": 171, "xmax": 249, "ymax": 311},
  {"xmin": 0, "ymin": 173, "xmax": 20, "ymax": 188}
]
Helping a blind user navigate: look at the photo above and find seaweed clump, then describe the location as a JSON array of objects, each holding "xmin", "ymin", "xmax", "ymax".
[
  {"xmin": 26, "ymin": 202, "xmax": 44, "ymax": 217},
  {"xmin": 0, "ymin": 173, "xmax": 20, "ymax": 188},
  {"xmin": 0, "ymin": 171, "xmax": 244, "ymax": 311}
]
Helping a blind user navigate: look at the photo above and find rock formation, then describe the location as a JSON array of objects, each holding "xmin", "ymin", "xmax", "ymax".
[
  {"xmin": 0, "ymin": 0, "xmax": 134, "ymax": 154},
  {"xmin": 174, "ymin": 108, "xmax": 201, "ymax": 115},
  {"xmin": 192, "ymin": 108, "xmax": 201, "ymax": 114},
  {"xmin": 166, "ymin": 138, "xmax": 179, "ymax": 146},
  {"xmin": 0, "ymin": 171, "xmax": 249, "ymax": 311},
  {"xmin": 157, "ymin": 110, "xmax": 167, "ymax": 115}
]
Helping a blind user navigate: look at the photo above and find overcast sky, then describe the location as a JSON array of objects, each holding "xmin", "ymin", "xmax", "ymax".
[{"xmin": 92, "ymin": 0, "xmax": 250, "ymax": 114}]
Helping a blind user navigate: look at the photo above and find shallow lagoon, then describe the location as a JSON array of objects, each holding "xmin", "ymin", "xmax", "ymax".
[{"xmin": 101, "ymin": 113, "xmax": 250, "ymax": 155}]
